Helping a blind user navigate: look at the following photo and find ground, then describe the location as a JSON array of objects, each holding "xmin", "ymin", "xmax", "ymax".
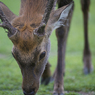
[{"xmin": 0, "ymin": 0, "xmax": 95, "ymax": 95}]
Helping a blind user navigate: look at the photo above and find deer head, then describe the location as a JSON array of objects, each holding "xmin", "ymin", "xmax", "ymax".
[{"xmin": 0, "ymin": 0, "xmax": 74, "ymax": 95}]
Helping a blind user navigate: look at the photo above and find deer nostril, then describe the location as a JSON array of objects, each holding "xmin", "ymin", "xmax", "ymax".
[{"xmin": 23, "ymin": 89, "xmax": 35, "ymax": 95}]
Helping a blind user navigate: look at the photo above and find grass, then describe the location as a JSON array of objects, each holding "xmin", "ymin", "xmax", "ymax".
[{"xmin": 0, "ymin": 0, "xmax": 95, "ymax": 95}]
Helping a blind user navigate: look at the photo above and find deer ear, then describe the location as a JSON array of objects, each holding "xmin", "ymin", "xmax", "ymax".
[
  {"xmin": 0, "ymin": 2, "xmax": 17, "ymax": 22},
  {"xmin": 46, "ymin": 2, "xmax": 74, "ymax": 33}
]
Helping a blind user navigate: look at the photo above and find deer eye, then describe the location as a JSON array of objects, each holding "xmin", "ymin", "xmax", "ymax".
[{"xmin": 39, "ymin": 51, "xmax": 46, "ymax": 61}]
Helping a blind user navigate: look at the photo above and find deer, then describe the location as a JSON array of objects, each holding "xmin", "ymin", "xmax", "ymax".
[{"xmin": 0, "ymin": 0, "xmax": 93, "ymax": 95}]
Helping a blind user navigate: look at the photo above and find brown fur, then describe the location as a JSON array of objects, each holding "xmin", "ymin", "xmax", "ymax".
[
  {"xmin": 11, "ymin": 0, "xmax": 48, "ymax": 52},
  {"xmin": 20, "ymin": 0, "xmax": 47, "ymax": 16}
]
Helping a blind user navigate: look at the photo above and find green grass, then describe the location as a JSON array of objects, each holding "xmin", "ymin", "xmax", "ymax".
[{"xmin": 0, "ymin": 0, "xmax": 95, "ymax": 95}]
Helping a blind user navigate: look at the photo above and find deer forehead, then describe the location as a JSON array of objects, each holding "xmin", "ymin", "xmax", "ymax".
[
  {"xmin": 12, "ymin": 13, "xmax": 43, "ymax": 28},
  {"xmin": 13, "ymin": 34, "xmax": 45, "ymax": 53},
  {"xmin": 11, "ymin": 15, "xmax": 44, "ymax": 49},
  {"xmin": 12, "ymin": 43, "xmax": 46, "ymax": 64}
]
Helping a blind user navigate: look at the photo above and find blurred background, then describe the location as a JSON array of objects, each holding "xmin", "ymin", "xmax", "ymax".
[{"xmin": 0, "ymin": 0, "xmax": 95, "ymax": 95}]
